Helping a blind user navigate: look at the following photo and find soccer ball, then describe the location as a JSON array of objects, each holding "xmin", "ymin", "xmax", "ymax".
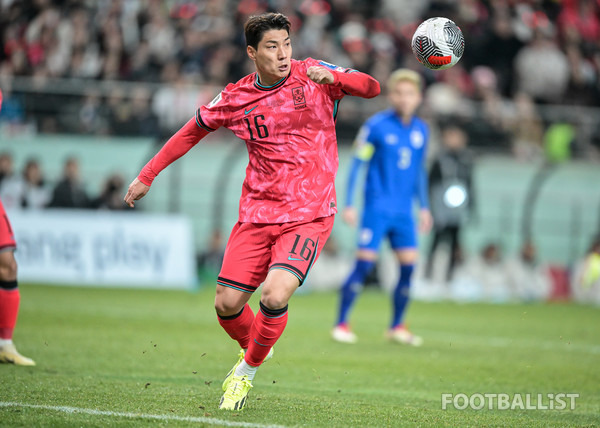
[{"xmin": 411, "ymin": 17, "xmax": 464, "ymax": 70}]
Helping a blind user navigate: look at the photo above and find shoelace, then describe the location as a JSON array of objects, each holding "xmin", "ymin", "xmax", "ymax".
[{"xmin": 224, "ymin": 377, "xmax": 252, "ymax": 400}]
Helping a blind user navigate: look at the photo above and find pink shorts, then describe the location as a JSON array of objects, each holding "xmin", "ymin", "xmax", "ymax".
[{"xmin": 217, "ymin": 215, "xmax": 335, "ymax": 293}]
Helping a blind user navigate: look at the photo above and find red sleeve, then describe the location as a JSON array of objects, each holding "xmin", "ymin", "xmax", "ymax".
[
  {"xmin": 331, "ymin": 71, "xmax": 380, "ymax": 99},
  {"xmin": 138, "ymin": 117, "xmax": 209, "ymax": 186}
]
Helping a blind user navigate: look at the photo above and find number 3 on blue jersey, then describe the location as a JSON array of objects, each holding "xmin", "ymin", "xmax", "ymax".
[{"xmin": 398, "ymin": 147, "xmax": 412, "ymax": 169}]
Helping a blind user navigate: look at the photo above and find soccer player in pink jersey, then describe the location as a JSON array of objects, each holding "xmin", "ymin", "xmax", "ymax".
[
  {"xmin": 124, "ymin": 12, "xmax": 379, "ymax": 410},
  {"xmin": 0, "ymin": 89, "xmax": 35, "ymax": 366},
  {"xmin": 0, "ymin": 200, "xmax": 34, "ymax": 366}
]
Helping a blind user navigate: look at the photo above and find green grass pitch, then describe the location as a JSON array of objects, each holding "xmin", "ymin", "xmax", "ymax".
[{"xmin": 1, "ymin": 284, "xmax": 599, "ymax": 427}]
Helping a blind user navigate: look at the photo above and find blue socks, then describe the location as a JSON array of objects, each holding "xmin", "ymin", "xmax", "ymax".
[
  {"xmin": 336, "ymin": 259, "xmax": 374, "ymax": 325},
  {"xmin": 337, "ymin": 261, "xmax": 415, "ymax": 328},
  {"xmin": 391, "ymin": 264, "xmax": 414, "ymax": 328}
]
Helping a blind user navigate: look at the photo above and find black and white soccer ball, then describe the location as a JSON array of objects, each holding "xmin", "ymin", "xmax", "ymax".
[{"xmin": 411, "ymin": 17, "xmax": 464, "ymax": 70}]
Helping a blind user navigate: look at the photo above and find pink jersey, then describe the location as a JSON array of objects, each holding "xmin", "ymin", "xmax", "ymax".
[
  {"xmin": 199, "ymin": 58, "xmax": 353, "ymax": 223},
  {"xmin": 138, "ymin": 58, "xmax": 380, "ymax": 224},
  {"xmin": 0, "ymin": 198, "xmax": 16, "ymax": 250}
]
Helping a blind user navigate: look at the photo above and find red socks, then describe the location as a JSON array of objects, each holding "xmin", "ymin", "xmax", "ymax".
[
  {"xmin": 217, "ymin": 304, "xmax": 255, "ymax": 349},
  {"xmin": 245, "ymin": 302, "xmax": 288, "ymax": 367},
  {"xmin": 0, "ymin": 287, "xmax": 20, "ymax": 339},
  {"xmin": 217, "ymin": 301, "xmax": 289, "ymax": 367}
]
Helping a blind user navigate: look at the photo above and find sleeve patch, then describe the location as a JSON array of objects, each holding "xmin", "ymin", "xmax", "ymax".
[
  {"xmin": 318, "ymin": 60, "xmax": 347, "ymax": 73},
  {"xmin": 207, "ymin": 92, "xmax": 222, "ymax": 108},
  {"xmin": 355, "ymin": 142, "xmax": 375, "ymax": 161}
]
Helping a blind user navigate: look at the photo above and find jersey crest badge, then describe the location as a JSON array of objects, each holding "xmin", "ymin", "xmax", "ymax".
[
  {"xmin": 292, "ymin": 86, "xmax": 307, "ymax": 110},
  {"xmin": 410, "ymin": 130, "xmax": 424, "ymax": 148}
]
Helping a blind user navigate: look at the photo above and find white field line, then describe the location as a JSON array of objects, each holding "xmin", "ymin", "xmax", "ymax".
[
  {"xmin": 422, "ymin": 330, "xmax": 600, "ymax": 354},
  {"xmin": 0, "ymin": 402, "xmax": 287, "ymax": 428}
]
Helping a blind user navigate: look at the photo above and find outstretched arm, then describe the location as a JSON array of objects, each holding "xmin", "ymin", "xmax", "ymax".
[
  {"xmin": 124, "ymin": 117, "xmax": 209, "ymax": 207},
  {"xmin": 343, "ymin": 125, "xmax": 374, "ymax": 226},
  {"xmin": 331, "ymin": 70, "xmax": 381, "ymax": 99},
  {"xmin": 307, "ymin": 66, "xmax": 380, "ymax": 99}
]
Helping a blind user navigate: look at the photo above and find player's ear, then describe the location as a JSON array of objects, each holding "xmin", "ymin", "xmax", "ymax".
[{"xmin": 247, "ymin": 45, "xmax": 256, "ymax": 61}]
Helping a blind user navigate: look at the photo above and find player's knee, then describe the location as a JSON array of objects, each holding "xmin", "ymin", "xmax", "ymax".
[
  {"xmin": 396, "ymin": 250, "xmax": 418, "ymax": 265},
  {"xmin": 260, "ymin": 288, "xmax": 289, "ymax": 310},
  {"xmin": 260, "ymin": 269, "xmax": 298, "ymax": 309},
  {"xmin": 0, "ymin": 253, "xmax": 17, "ymax": 281},
  {"xmin": 214, "ymin": 290, "xmax": 244, "ymax": 316},
  {"xmin": 214, "ymin": 298, "xmax": 243, "ymax": 317}
]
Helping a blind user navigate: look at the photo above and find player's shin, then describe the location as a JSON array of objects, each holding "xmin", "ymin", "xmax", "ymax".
[
  {"xmin": 245, "ymin": 301, "xmax": 288, "ymax": 367},
  {"xmin": 217, "ymin": 304, "xmax": 255, "ymax": 350},
  {"xmin": 337, "ymin": 259, "xmax": 374, "ymax": 325},
  {"xmin": 0, "ymin": 282, "xmax": 19, "ymax": 340},
  {"xmin": 391, "ymin": 264, "xmax": 414, "ymax": 328}
]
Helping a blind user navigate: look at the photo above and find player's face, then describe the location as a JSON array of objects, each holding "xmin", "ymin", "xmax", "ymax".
[
  {"xmin": 247, "ymin": 29, "xmax": 292, "ymax": 86},
  {"xmin": 389, "ymin": 80, "xmax": 422, "ymax": 119}
]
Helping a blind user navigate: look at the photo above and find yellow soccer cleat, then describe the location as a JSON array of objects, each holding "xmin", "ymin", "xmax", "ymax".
[
  {"xmin": 222, "ymin": 347, "xmax": 273, "ymax": 392},
  {"xmin": 219, "ymin": 375, "xmax": 252, "ymax": 411},
  {"xmin": 222, "ymin": 349, "xmax": 245, "ymax": 392},
  {"xmin": 0, "ymin": 342, "xmax": 36, "ymax": 366}
]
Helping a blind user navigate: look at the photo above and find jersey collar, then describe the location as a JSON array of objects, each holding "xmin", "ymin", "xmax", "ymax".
[
  {"xmin": 254, "ymin": 72, "xmax": 290, "ymax": 91},
  {"xmin": 393, "ymin": 110, "xmax": 416, "ymax": 127}
]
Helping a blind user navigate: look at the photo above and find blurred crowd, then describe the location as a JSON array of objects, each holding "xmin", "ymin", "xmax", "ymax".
[
  {"xmin": 1, "ymin": 0, "xmax": 598, "ymax": 304},
  {"xmin": 0, "ymin": 0, "xmax": 599, "ymax": 157},
  {"xmin": 0, "ymin": 151, "xmax": 126, "ymax": 211},
  {"xmin": 439, "ymin": 236, "xmax": 600, "ymax": 305}
]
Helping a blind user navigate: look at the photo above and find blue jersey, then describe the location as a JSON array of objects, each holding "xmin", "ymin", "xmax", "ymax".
[{"xmin": 346, "ymin": 109, "xmax": 429, "ymax": 216}]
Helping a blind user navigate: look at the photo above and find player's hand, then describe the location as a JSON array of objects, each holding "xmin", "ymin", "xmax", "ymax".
[
  {"xmin": 342, "ymin": 207, "xmax": 358, "ymax": 226},
  {"xmin": 419, "ymin": 209, "xmax": 433, "ymax": 233},
  {"xmin": 307, "ymin": 66, "xmax": 334, "ymax": 85},
  {"xmin": 124, "ymin": 177, "xmax": 150, "ymax": 208}
]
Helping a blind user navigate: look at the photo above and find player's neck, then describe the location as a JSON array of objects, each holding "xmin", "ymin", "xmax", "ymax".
[{"xmin": 395, "ymin": 110, "xmax": 414, "ymax": 125}]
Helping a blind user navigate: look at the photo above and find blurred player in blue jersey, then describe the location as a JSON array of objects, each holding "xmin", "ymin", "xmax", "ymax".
[{"xmin": 332, "ymin": 69, "xmax": 432, "ymax": 346}]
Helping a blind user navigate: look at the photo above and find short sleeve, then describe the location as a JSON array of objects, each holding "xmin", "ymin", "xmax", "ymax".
[{"xmin": 195, "ymin": 86, "xmax": 232, "ymax": 131}]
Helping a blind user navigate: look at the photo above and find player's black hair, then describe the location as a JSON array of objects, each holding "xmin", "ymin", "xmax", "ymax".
[{"xmin": 244, "ymin": 12, "xmax": 291, "ymax": 49}]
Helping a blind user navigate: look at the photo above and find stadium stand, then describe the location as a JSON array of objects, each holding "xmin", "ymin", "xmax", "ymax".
[{"xmin": 0, "ymin": 0, "xmax": 599, "ymax": 299}]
